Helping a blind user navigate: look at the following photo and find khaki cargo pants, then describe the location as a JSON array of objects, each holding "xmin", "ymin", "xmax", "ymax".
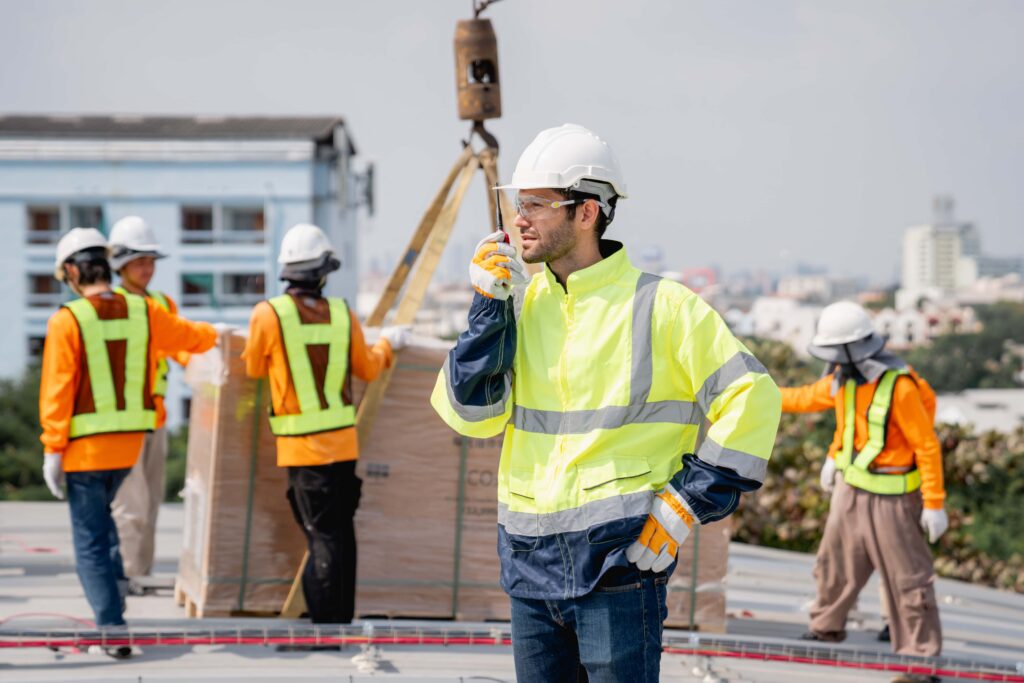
[
  {"xmin": 111, "ymin": 428, "xmax": 168, "ymax": 578},
  {"xmin": 809, "ymin": 478, "xmax": 942, "ymax": 657}
]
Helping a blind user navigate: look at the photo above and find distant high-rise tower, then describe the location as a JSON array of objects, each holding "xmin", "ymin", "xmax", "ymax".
[{"xmin": 896, "ymin": 195, "xmax": 979, "ymax": 309}]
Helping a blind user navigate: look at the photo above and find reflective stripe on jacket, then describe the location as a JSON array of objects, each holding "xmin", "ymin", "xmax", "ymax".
[
  {"xmin": 242, "ymin": 289, "xmax": 394, "ymax": 467},
  {"xmin": 779, "ymin": 366, "xmax": 945, "ymax": 509},
  {"xmin": 431, "ymin": 242, "xmax": 781, "ymax": 599},
  {"xmin": 65, "ymin": 292, "xmax": 156, "ymax": 438},
  {"xmin": 115, "ymin": 287, "xmax": 171, "ymax": 396},
  {"xmin": 266, "ymin": 294, "xmax": 355, "ymax": 436}
]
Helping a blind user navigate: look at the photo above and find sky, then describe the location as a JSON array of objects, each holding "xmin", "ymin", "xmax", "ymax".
[{"xmin": 2, "ymin": 0, "xmax": 1022, "ymax": 284}]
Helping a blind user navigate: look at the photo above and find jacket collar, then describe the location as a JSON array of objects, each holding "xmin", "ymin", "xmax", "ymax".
[{"xmin": 541, "ymin": 240, "xmax": 631, "ymax": 295}]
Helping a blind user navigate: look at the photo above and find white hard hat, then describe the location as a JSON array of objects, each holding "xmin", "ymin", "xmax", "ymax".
[
  {"xmin": 496, "ymin": 123, "xmax": 628, "ymax": 199},
  {"xmin": 54, "ymin": 228, "xmax": 108, "ymax": 281},
  {"xmin": 108, "ymin": 215, "xmax": 167, "ymax": 270},
  {"xmin": 278, "ymin": 223, "xmax": 335, "ymax": 266},
  {"xmin": 812, "ymin": 301, "xmax": 875, "ymax": 346}
]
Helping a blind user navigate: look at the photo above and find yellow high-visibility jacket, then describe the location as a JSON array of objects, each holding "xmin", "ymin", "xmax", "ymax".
[{"xmin": 432, "ymin": 242, "xmax": 781, "ymax": 599}]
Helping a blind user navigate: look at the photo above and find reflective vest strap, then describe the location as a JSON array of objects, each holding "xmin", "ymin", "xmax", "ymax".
[
  {"xmin": 842, "ymin": 465, "xmax": 921, "ymax": 495},
  {"xmin": 66, "ymin": 298, "xmax": 117, "ymax": 415},
  {"xmin": 322, "ymin": 298, "xmax": 351, "ymax": 412},
  {"xmin": 268, "ymin": 405, "xmax": 356, "ymax": 435},
  {"xmin": 267, "ymin": 295, "xmax": 353, "ymax": 436},
  {"xmin": 835, "ymin": 380, "xmax": 857, "ymax": 471},
  {"xmin": 70, "ymin": 409, "xmax": 158, "ymax": 437},
  {"xmin": 147, "ymin": 290, "xmax": 171, "ymax": 396},
  {"xmin": 65, "ymin": 293, "xmax": 154, "ymax": 438},
  {"xmin": 852, "ymin": 369, "xmax": 905, "ymax": 469}
]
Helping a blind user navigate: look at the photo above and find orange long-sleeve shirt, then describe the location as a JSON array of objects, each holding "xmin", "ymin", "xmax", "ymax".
[
  {"xmin": 39, "ymin": 291, "xmax": 218, "ymax": 472},
  {"xmin": 780, "ymin": 369, "xmax": 945, "ymax": 509},
  {"xmin": 242, "ymin": 299, "xmax": 394, "ymax": 467},
  {"xmin": 147, "ymin": 291, "xmax": 191, "ymax": 429}
]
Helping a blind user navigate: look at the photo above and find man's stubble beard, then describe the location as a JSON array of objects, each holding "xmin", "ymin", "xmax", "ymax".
[{"xmin": 522, "ymin": 214, "xmax": 577, "ymax": 265}]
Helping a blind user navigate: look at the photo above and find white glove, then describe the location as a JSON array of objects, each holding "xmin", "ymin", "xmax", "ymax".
[
  {"xmin": 469, "ymin": 231, "xmax": 528, "ymax": 301},
  {"xmin": 820, "ymin": 457, "xmax": 837, "ymax": 493},
  {"xmin": 211, "ymin": 322, "xmax": 235, "ymax": 340},
  {"xmin": 381, "ymin": 325, "xmax": 412, "ymax": 352},
  {"xmin": 625, "ymin": 491, "xmax": 696, "ymax": 573},
  {"xmin": 920, "ymin": 508, "xmax": 948, "ymax": 543},
  {"xmin": 43, "ymin": 452, "xmax": 65, "ymax": 500}
]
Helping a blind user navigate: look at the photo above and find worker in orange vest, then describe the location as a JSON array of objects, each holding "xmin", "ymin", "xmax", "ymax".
[
  {"xmin": 243, "ymin": 223, "xmax": 409, "ymax": 624},
  {"xmin": 40, "ymin": 228, "xmax": 220, "ymax": 655},
  {"xmin": 779, "ymin": 301, "xmax": 946, "ymax": 683}
]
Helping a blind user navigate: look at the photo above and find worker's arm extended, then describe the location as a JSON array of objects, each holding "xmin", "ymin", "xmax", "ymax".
[
  {"xmin": 148, "ymin": 299, "xmax": 217, "ymax": 357},
  {"xmin": 38, "ymin": 309, "xmax": 80, "ymax": 455},
  {"xmin": 349, "ymin": 311, "xmax": 394, "ymax": 382},
  {"xmin": 892, "ymin": 376, "xmax": 945, "ymax": 510},
  {"xmin": 667, "ymin": 294, "xmax": 782, "ymax": 524},
  {"xmin": 779, "ymin": 374, "xmax": 835, "ymax": 413},
  {"xmin": 431, "ymin": 293, "xmax": 515, "ymax": 438}
]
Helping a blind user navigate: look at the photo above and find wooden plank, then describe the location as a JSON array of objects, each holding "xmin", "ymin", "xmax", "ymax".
[
  {"xmin": 366, "ymin": 145, "xmax": 475, "ymax": 327},
  {"xmin": 354, "ymin": 155, "xmax": 480, "ymax": 444},
  {"xmin": 278, "ymin": 553, "xmax": 308, "ymax": 619}
]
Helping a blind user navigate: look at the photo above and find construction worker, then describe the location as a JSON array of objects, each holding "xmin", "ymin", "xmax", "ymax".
[
  {"xmin": 39, "ymin": 228, "xmax": 219, "ymax": 652},
  {"xmin": 779, "ymin": 301, "xmax": 946, "ymax": 683},
  {"xmin": 243, "ymin": 223, "xmax": 409, "ymax": 625},
  {"xmin": 107, "ymin": 215, "xmax": 186, "ymax": 591},
  {"xmin": 431, "ymin": 124, "xmax": 781, "ymax": 681}
]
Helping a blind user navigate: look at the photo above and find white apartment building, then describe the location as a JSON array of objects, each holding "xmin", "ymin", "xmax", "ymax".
[{"xmin": 0, "ymin": 115, "xmax": 366, "ymax": 428}]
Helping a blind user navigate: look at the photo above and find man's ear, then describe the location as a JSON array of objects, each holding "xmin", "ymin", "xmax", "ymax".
[{"xmin": 580, "ymin": 198, "xmax": 601, "ymax": 230}]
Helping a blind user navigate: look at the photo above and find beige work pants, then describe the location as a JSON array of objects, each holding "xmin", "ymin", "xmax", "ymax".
[
  {"xmin": 809, "ymin": 478, "xmax": 942, "ymax": 657},
  {"xmin": 111, "ymin": 428, "xmax": 168, "ymax": 577}
]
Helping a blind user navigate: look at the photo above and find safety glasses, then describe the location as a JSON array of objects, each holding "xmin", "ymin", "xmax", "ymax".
[{"xmin": 513, "ymin": 193, "xmax": 579, "ymax": 218}]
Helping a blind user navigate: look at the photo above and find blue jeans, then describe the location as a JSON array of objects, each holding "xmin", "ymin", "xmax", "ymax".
[
  {"xmin": 66, "ymin": 468, "xmax": 131, "ymax": 626},
  {"xmin": 510, "ymin": 569, "xmax": 668, "ymax": 682}
]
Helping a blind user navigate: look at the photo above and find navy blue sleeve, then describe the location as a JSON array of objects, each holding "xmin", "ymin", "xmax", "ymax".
[
  {"xmin": 669, "ymin": 453, "xmax": 763, "ymax": 524},
  {"xmin": 447, "ymin": 292, "xmax": 516, "ymax": 408}
]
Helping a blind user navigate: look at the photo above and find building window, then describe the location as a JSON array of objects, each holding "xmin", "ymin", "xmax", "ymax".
[
  {"xmin": 180, "ymin": 205, "xmax": 264, "ymax": 244},
  {"xmin": 27, "ymin": 274, "xmax": 64, "ymax": 308},
  {"xmin": 181, "ymin": 272, "xmax": 264, "ymax": 308},
  {"xmin": 181, "ymin": 207, "xmax": 214, "ymax": 243},
  {"xmin": 223, "ymin": 207, "xmax": 265, "ymax": 243},
  {"xmin": 69, "ymin": 205, "xmax": 104, "ymax": 233},
  {"xmin": 27, "ymin": 335, "xmax": 46, "ymax": 358},
  {"xmin": 27, "ymin": 206, "xmax": 62, "ymax": 244},
  {"xmin": 181, "ymin": 273, "xmax": 215, "ymax": 307},
  {"xmin": 221, "ymin": 272, "xmax": 265, "ymax": 305}
]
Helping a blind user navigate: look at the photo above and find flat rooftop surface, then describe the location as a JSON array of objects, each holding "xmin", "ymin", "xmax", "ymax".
[{"xmin": 2, "ymin": 502, "xmax": 1022, "ymax": 681}]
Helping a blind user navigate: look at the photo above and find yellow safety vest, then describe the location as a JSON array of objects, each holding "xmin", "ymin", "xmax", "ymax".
[
  {"xmin": 432, "ymin": 247, "xmax": 780, "ymax": 542},
  {"xmin": 115, "ymin": 287, "xmax": 170, "ymax": 396},
  {"xmin": 835, "ymin": 369, "xmax": 922, "ymax": 495},
  {"xmin": 66, "ymin": 293, "xmax": 156, "ymax": 438},
  {"xmin": 267, "ymin": 294, "xmax": 355, "ymax": 436}
]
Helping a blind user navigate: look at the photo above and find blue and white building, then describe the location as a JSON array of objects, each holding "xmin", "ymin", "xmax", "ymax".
[{"xmin": 0, "ymin": 115, "xmax": 367, "ymax": 428}]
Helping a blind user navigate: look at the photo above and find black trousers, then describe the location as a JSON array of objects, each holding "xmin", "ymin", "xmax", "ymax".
[{"xmin": 286, "ymin": 460, "xmax": 362, "ymax": 624}]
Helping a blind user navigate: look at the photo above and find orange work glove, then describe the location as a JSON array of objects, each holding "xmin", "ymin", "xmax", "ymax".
[
  {"xmin": 469, "ymin": 231, "xmax": 528, "ymax": 300},
  {"xmin": 625, "ymin": 488, "xmax": 696, "ymax": 572}
]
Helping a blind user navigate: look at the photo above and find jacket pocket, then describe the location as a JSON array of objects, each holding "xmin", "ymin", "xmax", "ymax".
[
  {"xmin": 577, "ymin": 456, "xmax": 652, "ymax": 491},
  {"xmin": 502, "ymin": 468, "xmax": 539, "ymax": 551},
  {"xmin": 577, "ymin": 456, "xmax": 651, "ymax": 546}
]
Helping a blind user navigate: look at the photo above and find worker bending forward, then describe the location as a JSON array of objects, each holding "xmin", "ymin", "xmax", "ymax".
[
  {"xmin": 243, "ymin": 223, "xmax": 408, "ymax": 624},
  {"xmin": 780, "ymin": 301, "xmax": 946, "ymax": 683},
  {"xmin": 432, "ymin": 124, "xmax": 781, "ymax": 681},
  {"xmin": 40, "ymin": 228, "xmax": 218, "ymax": 649},
  {"xmin": 108, "ymin": 215, "xmax": 190, "ymax": 587}
]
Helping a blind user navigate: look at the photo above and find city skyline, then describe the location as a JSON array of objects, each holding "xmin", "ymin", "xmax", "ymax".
[{"xmin": 2, "ymin": 0, "xmax": 1022, "ymax": 281}]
